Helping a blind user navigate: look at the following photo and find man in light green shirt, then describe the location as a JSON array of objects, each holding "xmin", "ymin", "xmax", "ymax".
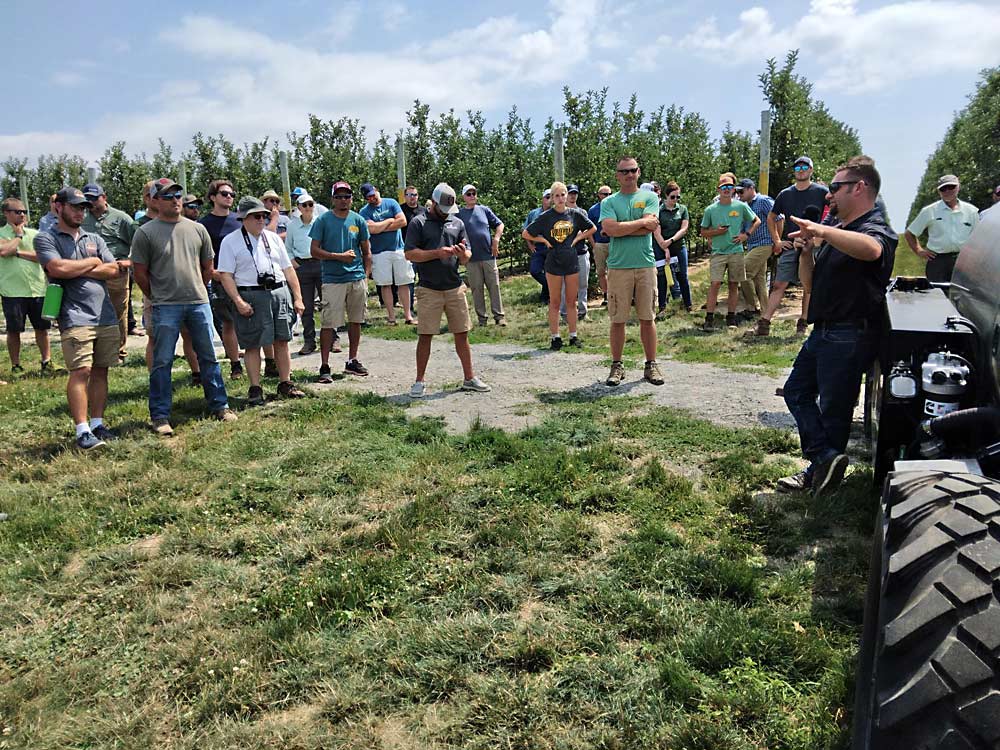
[
  {"xmin": 905, "ymin": 173, "xmax": 979, "ymax": 283},
  {"xmin": 0, "ymin": 197, "xmax": 52, "ymax": 373}
]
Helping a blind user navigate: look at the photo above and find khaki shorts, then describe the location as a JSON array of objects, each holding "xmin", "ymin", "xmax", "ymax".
[
  {"xmin": 415, "ymin": 285, "xmax": 471, "ymax": 335},
  {"xmin": 320, "ymin": 280, "xmax": 367, "ymax": 329},
  {"xmin": 593, "ymin": 242, "xmax": 610, "ymax": 278},
  {"xmin": 607, "ymin": 267, "xmax": 656, "ymax": 323},
  {"xmin": 710, "ymin": 253, "xmax": 747, "ymax": 283},
  {"xmin": 61, "ymin": 325, "xmax": 120, "ymax": 370}
]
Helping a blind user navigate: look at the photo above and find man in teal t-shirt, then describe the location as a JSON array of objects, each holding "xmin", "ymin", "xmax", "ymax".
[
  {"xmin": 699, "ymin": 172, "xmax": 760, "ymax": 330},
  {"xmin": 598, "ymin": 155, "xmax": 664, "ymax": 388}
]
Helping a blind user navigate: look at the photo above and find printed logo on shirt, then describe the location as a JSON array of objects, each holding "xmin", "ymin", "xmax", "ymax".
[
  {"xmin": 85, "ymin": 241, "xmax": 98, "ymax": 256},
  {"xmin": 551, "ymin": 220, "xmax": 573, "ymax": 244},
  {"xmin": 729, "ymin": 210, "xmax": 740, "ymax": 218},
  {"xmin": 348, "ymin": 225, "xmax": 359, "ymax": 234}
]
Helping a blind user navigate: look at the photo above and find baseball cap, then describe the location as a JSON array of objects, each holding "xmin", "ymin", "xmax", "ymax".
[
  {"xmin": 82, "ymin": 182, "xmax": 104, "ymax": 199},
  {"xmin": 331, "ymin": 180, "xmax": 352, "ymax": 195},
  {"xmin": 794, "ymin": 155, "xmax": 813, "ymax": 168},
  {"xmin": 296, "ymin": 191, "xmax": 315, "ymax": 205},
  {"xmin": 55, "ymin": 186, "xmax": 90, "ymax": 205},
  {"xmin": 291, "ymin": 186, "xmax": 305, "ymax": 198},
  {"xmin": 360, "ymin": 183, "xmax": 377, "ymax": 198},
  {"xmin": 461, "ymin": 184, "xmax": 477, "ymax": 196},
  {"xmin": 737, "ymin": 178, "xmax": 755, "ymax": 190},
  {"xmin": 148, "ymin": 178, "xmax": 182, "ymax": 198},
  {"xmin": 432, "ymin": 183, "xmax": 459, "ymax": 214},
  {"xmin": 183, "ymin": 194, "xmax": 202, "ymax": 206},
  {"xmin": 639, "ymin": 182, "xmax": 654, "ymax": 192},
  {"xmin": 236, "ymin": 196, "xmax": 269, "ymax": 219},
  {"xmin": 567, "ymin": 184, "xmax": 579, "ymax": 194},
  {"xmin": 260, "ymin": 189, "xmax": 281, "ymax": 202},
  {"xmin": 937, "ymin": 174, "xmax": 960, "ymax": 189},
  {"xmin": 542, "ymin": 188, "xmax": 552, "ymax": 198}
]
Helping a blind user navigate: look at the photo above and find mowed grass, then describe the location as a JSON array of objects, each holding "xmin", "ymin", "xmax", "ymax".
[{"xmin": 0, "ymin": 340, "xmax": 876, "ymax": 749}]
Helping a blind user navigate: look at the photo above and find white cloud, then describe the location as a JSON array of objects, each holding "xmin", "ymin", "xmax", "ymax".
[
  {"xmin": 665, "ymin": 0, "xmax": 1000, "ymax": 94},
  {"xmin": 50, "ymin": 72, "xmax": 85, "ymax": 87}
]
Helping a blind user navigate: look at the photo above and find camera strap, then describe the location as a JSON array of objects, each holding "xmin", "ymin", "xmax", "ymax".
[{"xmin": 241, "ymin": 227, "xmax": 274, "ymax": 277}]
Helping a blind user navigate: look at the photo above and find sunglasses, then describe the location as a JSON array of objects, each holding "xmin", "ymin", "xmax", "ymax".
[
  {"xmin": 938, "ymin": 184, "xmax": 958, "ymax": 192},
  {"xmin": 616, "ymin": 167, "xmax": 639, "ymax": 174},
  {"xmin": 184, "ymin": 203, "xmax": 201, "ymax": 209},
  {"xmin": 829, "ymin": 180, "xmax": 861, "ymax": 193},
  {"xmin": 404, "ymin": 193, "xmax": 418, "ymax": 198},
  {"xmin": 718, "ymin": 185, "xmax": 735, "ymax": 192},
  {"xmin": 299, "ymin": 201, "xmax": 314, "ymax": 207},
  {"xmin": 667, "ymin": 194, "xmax": 680, "ymax": 200},
  {"xmin": 158, "ymin": 192, "xmax": 183, "ymax": 200},
  {"xmin": 598, "ymin": 193, "xmax": 611, "ymax": 198},
  {"xmin": 245, "ymin": 212, "xmax": 268, "ymax": 220},
  {"xmin": 263, "ymin": 198, "xmax": 280, "ymax": 203},
  {"xmin": 4, "ymin": 208, "xmax": 27, "ymax": 215},
  {"xmin": 333, "ymin": 194, "xmax": 353, "ymax": 199},
  {"xmin": 217, "ymin": 190, "xmax": 235, "ymax": 198},
  {"xmin": 793, "ymin": 164, "xmax": 811, "ymax": 172},
  {"xmin": 465, "ymin": 191, "xmax": 477, "ymax": 196}
]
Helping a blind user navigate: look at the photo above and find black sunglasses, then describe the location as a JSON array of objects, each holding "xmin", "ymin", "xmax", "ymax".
[
  {"xmin": 616, "ymin": 167, "xmax": 639, "ymax": 174},
  {"xmin": 829, "ymin": 180, "xmax": 861, "ymax": 193},
  {"xmin": 333, "ymin": 194, "xmax": 353, "ymax": 199},
  {"xmin": 217, "ymin": 190, "xmax": 235, "ymax": 198},
  {"xmin": 4, "ymin": 208, "xmax": 27, "ymax": 215},
  {"xmin": 300, "ymin": 201, "xmax": 314, "ymax": 207},
  {"xmin": 667, "ymin": 194, "xmax": 680, "ymax": 200}
]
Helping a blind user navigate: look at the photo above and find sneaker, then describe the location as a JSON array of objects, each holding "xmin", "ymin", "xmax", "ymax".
[
  {"xmin": 644, "ymin": 361, "xmax": 665, "ymax": 386},
  {"xmin": 11, "ymin": 364, "xmax": 24, "ymax": 374},
  {"xmin": 569, "ymin": 335, "xmax": 583, "ymax": 348},
  {"xmin": 776, "ymin": 470, "xmax": 811, "ymax": 493},
  {"xmin": 550, "ymin": 336, "xmax": 563, "ymax": 351},
  {"xmin": 796, "ymin": 318, "xmax": 809, "ymax": 336},
  {"xmin": 404, "ymin": 318, "xmax": 417, "ymax": 326},
  {"xmin": 40, "ymin": 360, "xmax": 51, "ymax": 374},
  {"xmin": 811, "ymin": 454, "xmax": 848, "ymax": 497},
  {"xmin": 91, "ymin": 424, "xmax": 116, "ymax": 442},
  {"xmin": 76, "ymin": 431, "xmax": 106, "ymax": 451},
  {"xmin": 332, "ymin": 338, "xmax": 343, "ymax": 354},
  {"xmin": 344, "ymin": 359, "xmax": 369, "ymax": 377},
  {"xmin": 496, "ymin": 318, "xmax": 507, "ymax": 327},
  {"xmin": 277, "ymin": 380, "xmax": 306, "ymax": 399},
  {"xmin": 740, "ymin": 309, "xmax": 760, "ymax": 323},
  {"xmin": 702, "ymin": 312, "xmax": 716, "ymax": 331},
  {"xmin": 478, "ymin": 318, "xmax": 489, "ymax": 327},
  {"xmin": 191, "ymin": 371, "xmax": 202, "ymax": 387},
  {"xmin": 754, "ymin": 318, "xmax": 771, "ymax": 337},
  {"xmin": 387, "ymin": 319, "xmax": 398, "ymax": 327},
  {"xmin": 230, "ymin": 361, "xmax": 244, "ymax": 379},
  {"xmin": 247, "ymin": 385, "xmax": 265, "ymax": 406},
  {"xmin": 213, "ymin": 408, "xmax": 239, "ymax": 422},
  {"xmin": 410, "ymin": 380, "xmax": 426, "ymax": 399},
  {"xmin": 726, "ymin": 313, "xmax": 738, "ymax": 329},
  {"xmin": 606, "ymin": 361, "xmax": 625, "ymax": 387},
  {"xmin": 297, "ymin": 343, "xmax": 316, "ymax": 356},
  {"xmin": 264, "ymin": 358, "xmax": 279, "ymax": 378},
  {"xmin": 461, "ymin": 376, "xmax": 492, "ymax": 393},
  {"xmin": 579, "ymin": 311, "xmax": 587, "ymax": 320},
  {"xmin": 600, "ymin": 299, "xmax": 608, "ymax": 307},
  {"xmin": 151, "ymin": 419, "xmax": 174, "ymax": 437},
  {"xmin": 317, "ymin": 364, "xmax": 333, "ymax": 384}
]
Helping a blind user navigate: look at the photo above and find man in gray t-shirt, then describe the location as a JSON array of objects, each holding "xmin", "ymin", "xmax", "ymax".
[
  {"xmin": 132, "ymin": 178, "xmax": 235, "ymax": 435},
  {"xmin": 33, "ymin": 187, "xmax": 125, "ymax": 451}
]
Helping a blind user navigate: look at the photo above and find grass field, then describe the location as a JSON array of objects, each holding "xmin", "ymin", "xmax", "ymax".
[{"xmin": 0, "ymin": 256, "xmax": 885, "ymax": 749}]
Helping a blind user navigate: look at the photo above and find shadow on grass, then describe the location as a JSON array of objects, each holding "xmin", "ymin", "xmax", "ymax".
[{"xmin": 536, "ymin": 381, "xmax": 646, "ymax": 404}]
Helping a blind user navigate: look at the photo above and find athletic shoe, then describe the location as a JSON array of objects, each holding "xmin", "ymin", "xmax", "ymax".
[
  {"xmin": 550, "ymin": 336, "xmax": 563, "ymax": 351},
  {"xmin": 569, "ymin": 335, "xmax": 583, "ymax": 348},
  {"xmin": 387, "ymin": 319, "xmax": 398, "ymax": 326},
  {"xmin": 600, "ymin": 299, "xmax": 608, "ymax": 307},
  {"xmin": 151, "ymin": 419, "xmax": 174, "ymax": 437},
  {"xmin": 277, "ymin": 380, "xmax": 306, "ymax": 399},
  {"xmin": 796, "ymin": 318, "xmax": 809, "ymax": 336},
  {"xmin": 40, "ymin": 360, "xmax": 52, "ymax": 374},
  {"xmin": 317, "ymin": 364, "xmax": 333, "ymax": 384},
  {"xmin": 297, "ymin": 343, "xmax": 316, "ymax": 356},
  {"xmin": 76, "ymin": 431, "xmax": 106, "ymax": 451},
  {"xmin": 191, "ymin": 371, "xmax": 202, "ymax": 387},
  {"xmin": 461, "ymin": 376, "xmax": 492, "ymax": 393},
  {"xmin": 811, "ymin": 454, "xmax": 848, "ymax": 497},
  {"xmin": 213, "ymin": 408, "xmax": 239, "ymax": 422},
  {"xmin": 247, "ymin": 385, "xmax": 265, "ymax": 407},
  {"xmin": 344, "ymin": 359, "xmax": 369, "ymax": 377},
  {"xmin": 578, "ymin": 311, "xmax": 587, "ymax": 320},
  {"xmin": 478, "ymin": 318, "xmax": 489, "ymax": 327},
  {"xmin": 11, "ymin": 364, "xmax": 24, "ymax": 374},
  {"xmin": 410, "ymin": 381, "xmax": 426, "ymax": 399},
  {"xmin": 702, "ymin": 312, "xmax": 716, "ymax": 331},
  {"xmin": 726, "ymin": 313, "xmax": 738, "ymax": 329},
  {"xmin": 739, "ymin": 309, "xmax": 760, "ymax": 323},
  {"xmin": 606, "ymin": 361, "xmax": 625, "ymax": 387},
  {"xmin": 404, "ymin": 319, "xmax": 416, "ymax": 325},
  {"xmin": 776, "ymin": 470, "xmax": 811, "ymax": 493},
  {"xmin": 644, "ymin": 361, "xmax": 665, "ymax": 386},
  {"xmin": 496, "ymin": 318, "xmax": 507, "ymax": 327},
  {"xmin": 754, "ymin": 318, "xmax": 771, "ymax": 337},
  {"xmin": 91, "ymin": 424, "xmax": 117, "ymax": 442},
  {"xmin": 230, "ymin": 361, "xmax": 244, "ymax": 379},
  {"xmin": 264, "ymin": 358, "xmax": 279, "ymax": 378}
]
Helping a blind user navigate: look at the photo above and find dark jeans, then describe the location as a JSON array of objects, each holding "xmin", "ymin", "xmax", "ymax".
[
  {"xmin": 668, "ymin": 246, "xmax": 692, "ymax": 309},
  {"xmin": 296, "ymin": 259, "xmax": 322, "ymax": 346},
  {"xmin": 529, "ymin": 249, "xmax": 548, "ymax": 301},
  {"xmin": 127, "ymin": 268, "xmax": 138, "ymax": 330},
  {"xmin": 656, "ymin": 265, "xmax": 669, "ymax": 309},
  {"xmin": 783, "ymin": 323, "xmax": 877, "ymax": 469},
  {"xmin": 926, "ymin": 252, "xmax": 958, "ymax": 283}
]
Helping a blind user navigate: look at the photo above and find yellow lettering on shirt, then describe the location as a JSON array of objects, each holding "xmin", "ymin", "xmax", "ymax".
[{"xmin": 551, "ymin": 220, "xmax": 573, "ymax": 244}]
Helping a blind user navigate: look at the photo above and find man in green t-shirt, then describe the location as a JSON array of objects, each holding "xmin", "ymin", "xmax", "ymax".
[
  {"xmin": 699, "ymin": 172, "xmax": 760, "ymax": 330},
  {"xmin": 0, "ymin": 198, "xmax": 52, "ymax": 374},
  {"xmin": 598, "ymin": 155, "xmax": 664, "ymax": 387}
]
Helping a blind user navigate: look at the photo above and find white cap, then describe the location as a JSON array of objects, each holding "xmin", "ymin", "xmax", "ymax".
[
  {"xmin": 461, "ymin": 184, "xmax": 477, "ymax": 196},
  {"xmin": 296, "ymin": 191, "xmax": 315, "ymax": 205}
]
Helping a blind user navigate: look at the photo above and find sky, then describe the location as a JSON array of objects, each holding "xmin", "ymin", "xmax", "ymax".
[{"xmin": 7, "ymin": 0, "xmax": 1000, "ymax": 227}]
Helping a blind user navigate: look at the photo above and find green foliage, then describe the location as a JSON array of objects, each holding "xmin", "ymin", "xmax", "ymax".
[{"xmin": 910, "ymin": 65, "xmax": 1000, "ymax": 221}]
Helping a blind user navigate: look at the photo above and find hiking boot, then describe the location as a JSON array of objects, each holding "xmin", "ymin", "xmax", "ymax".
[
  {"xmin": 550, "ymin": 336, "xmax": 563, "ymax": 351},
  {"xmin": 214, "ymin": 408, "xmax": 238, "ymax": 422},
  {"xmin": 796, "ymin": 318, "xmax": 809, "ymax": 336},
  {"xmin": 91, "ymin": 424, "xmax": 117, "ymax": 442},
  {"xmin": 568, "ymin": 335, "xmax": 583, "ymax": 348},
  {"xmin": 247, "ymin": 385, "xmax": 265, "ymax": 407},
  {"xmin": 230, "ymin": 361, "xmax": 244, "ymax": 379},
  {"xmin": 776, "ymin": 470, "xmax": 811, "ymax": 493},
  {"xmin": 298, "ymin": 342, "xmax": 316, "ymax": 356},
  {"xmin": 496, "ymin": 318, "xmax": 507, "ymax": 327},
  {"xmin": 264, "ymin": 358, "xmax": 279, "ymax": 378},
  {"xmin": 151, "ymin": 419, "xmax": 174, "ymax": 437},
  {"xmin": 811, "ymin": 454, "xmax": 848, "ymax": 497},
  {"xmin": 702, "ymin": 312, "xmax": 716, "ymax": 331},
  {"xmin": 739, "ymin": 309, "xmax": 760, "ymax": 322},
  {"xmin": 754, "ymin": 318, "xmax": 771, "ymax": 337},
  {"xmin": 344, "ymin": 359, "xmax": 369, "ymax": 376},
  {"xmin": 461, "ymin": 376, "xmax": 492, "ymax": 393},
  {"xmin": 76, "ymin": 431, "xmax": 106, "ymax": 451},
  {"xmin": 726, "ymin": 313, "xmax": 738, "ymax": 329},
  {"xmin": 606, "ymin": 361, "xmax": 625, "ymax": 387},
  {"xmin": 409, "ymin": 381, "xmax": 426, "ymax": 399},
  {"xmin": 644, "ymin": 361, "xmax": 665, "ymax": 386},
  {"xmin": 277, "ymin": 380, "xmax": 305, "ymax": 399},
  {"xmin": 317, "ymin": 364, "xmax": 333, "ymax": 384}
]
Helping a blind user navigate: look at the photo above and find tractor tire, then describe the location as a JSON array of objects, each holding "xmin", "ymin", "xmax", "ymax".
[{"xmin": 853, "ymin": 470, "xmax": 1000, "ymax": 750}]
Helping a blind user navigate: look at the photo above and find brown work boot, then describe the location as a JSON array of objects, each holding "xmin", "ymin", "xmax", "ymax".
[
  {"xmin": 277, "ymin": 380, "xmax": 306, "ymax": 399},
  {"xmin": 213, "ymin": 408, "xmax": 239, "ymax": 422},
  {"xmin": 754, "ymin": 318, "xmax": 771, "ymax": 337}
]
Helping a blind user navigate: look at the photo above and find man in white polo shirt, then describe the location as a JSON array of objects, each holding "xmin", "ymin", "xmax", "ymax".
[{"xmin": 905, "ymin": 173, "xmax": 979, "ymax": 283}]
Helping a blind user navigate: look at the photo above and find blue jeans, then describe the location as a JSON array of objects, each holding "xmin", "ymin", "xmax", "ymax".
[
  {"xmin": 150, "ymin": 302, "xmax": 229, "ymax": 421},
  {"xmin": 783, "ymin": 324, "xmax": 877, "ymax": 469},
  {"xmin": 529, "ymin": 249, "xmax": 548, "ymax": 300},
  {"xmin": 668, "ymin": 245, "xmax": 692, "ymax": 309}
]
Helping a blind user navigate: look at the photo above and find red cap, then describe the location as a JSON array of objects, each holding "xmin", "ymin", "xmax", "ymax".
[{"xmin": 331, "ymin": 180, "xmax": 352, "ymax": 195}]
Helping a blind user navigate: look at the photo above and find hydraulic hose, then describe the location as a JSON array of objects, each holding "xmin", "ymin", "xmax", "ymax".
[{"xmin": 925, "ymin": 407, "xmax": 1000, "ymax": 448}]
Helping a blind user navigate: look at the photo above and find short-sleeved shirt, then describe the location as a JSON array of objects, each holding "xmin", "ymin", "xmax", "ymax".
[
  {"xmin": 33, "ymin": 227, "xmax": 117, "ymax": 328},
  {"xmin": 743, "ymin": 194, "xmax": 776, "ymax": 249},
  {"xmin": 82, "ymin": 205, "xmax": 135, "ymax": 261},
  {"xmin": 700, "ymin": 200, "xmax": 758, "ymax": 254},
  {"xmin": 771, "ymin": 183, "xmax": 829, "ymax": 240},
  {"xmin": 285, "ymin": 216, "xmax": 315, "ymax": 260},
  {"xmin": 906, "ymin": 200, "xmax": 980, "ymax": 255},
  {"xmin": 198, "ymin": 212, "xmax": 243, "ymax": 266},
  {"xmin": 588, "ymin": 201, "xmax": 609, "ymax": 244},
  {"xmin": 401, "ymin": 203, "xmax": 426, "ymax": 226},
  {"xmin": 525, "ymin": 207, "xmax": 595, "ymax": 254},
  {"xmin": 130, "ymin": 219, "xmax": 214, "ymax": 305},
  {"xmin": 809, "ymin": 208, "xmax": 898, "ymax": 325},
  {"xmin": 600, "ymin": 189, "xmax": 659, "ymax": 269},
  {"xmin": 359, "ymin": 198, "xmax": 404, "ymax": 254},
  {"xmin": 38, "ymin": 213, "xmax": 58, "ymax": 234},
  {"xmin": 457, "ymin": 204, "xmax": 502, "ymax": 262},
  {"xmin": 656, "ymin": 202, "xmax": 690, "ymax": 260},
  {"xmin": 523, "ymin": 207, "xmax": 546, "ymax": 254},
  {"xmin": 404, "ymin": 213, "xmax": 467, "ymax": 291},
  {"xmin": 309, "ymin": 210, "xmax": 369, "ymax": 284},
  {"xmin": 217, "ymin": 228, "xmax": 292, "ymax": 287},
  {"xmin": 0, "ymin": 225, "xmax": 46, "ymax": 298}
]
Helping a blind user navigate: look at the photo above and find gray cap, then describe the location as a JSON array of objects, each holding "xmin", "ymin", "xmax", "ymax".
[
  {"xmin": 236, "ymin": 196, "xmax": 269, "ymax": 219},
  {"xmin": 55, "ymin": 186, "xmax": 90, "ymax": 205},
  {"xmin": 432, "ymin": 183, "xmax": 459, "ymax": 214},
  {"xmin": 937, "ymin": 174, "xmax": 960, "ymax": 189},
  {"xmin": 542, "ymin": 188, "xmax": 552, "ymax": 198},
  {"xmin": 794, "ymin": 155, "xmax": 813, "ymax": 168}
]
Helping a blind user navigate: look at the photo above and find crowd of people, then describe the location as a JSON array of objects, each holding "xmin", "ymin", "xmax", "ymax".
[{"xmin": 1, "ymin": 154, "xmax": 993, "ymax": 498}]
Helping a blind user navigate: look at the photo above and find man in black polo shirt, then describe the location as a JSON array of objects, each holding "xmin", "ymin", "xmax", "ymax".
[{"xmin": 777, "ymin": 156, "xmax": 897, "ymax": 496}]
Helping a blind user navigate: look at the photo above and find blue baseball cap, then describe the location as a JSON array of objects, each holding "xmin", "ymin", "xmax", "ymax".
[
  {"xmin": 360, "ymin": 183, "xmax": 377, "ymax": 198},
  {"xmin": 567, "ymin": 184, "xmax": 579, "ymax": 194},
  {"xmin": 291, "ymin": 186, "xmax": 305, "ymax": 197},
  {"xmin": 82, "ymin": 182, "xmax": 104, "ymax": 199}
]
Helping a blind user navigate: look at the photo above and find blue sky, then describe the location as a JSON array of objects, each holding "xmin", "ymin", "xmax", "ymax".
[{"xmin": 8, "ymin": 0, "xmax": 1000, "ymax": 226}]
